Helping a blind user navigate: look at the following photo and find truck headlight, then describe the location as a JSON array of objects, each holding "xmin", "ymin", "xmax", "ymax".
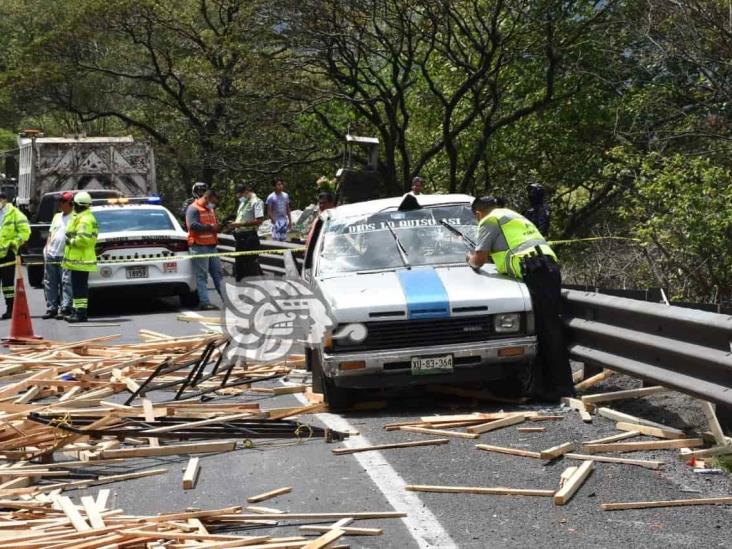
[{"xmin": 494, "ymin": 313, "xmax": 520, "ymax": 333}]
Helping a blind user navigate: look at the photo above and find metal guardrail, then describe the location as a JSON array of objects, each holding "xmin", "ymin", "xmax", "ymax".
[
  {"xmin": 563, "ymin": 289, "xmax": 732, "ymax": 408},
  {"xmin": 218, "ymin": 236, "xmax": 732, "ymax": 410},
  {"xmin": 217, "ymin": 234, "xmax": 304, "ymax": 277}
]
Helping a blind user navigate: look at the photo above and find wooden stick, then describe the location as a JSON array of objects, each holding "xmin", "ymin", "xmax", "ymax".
[
  {"xmin": 601, "ymin": 496, "xmax": 732, "ymax": 511},
  {"xmin": 565, "ymin": 453, "xmax": 664, "ymax": 470},
  {"xmin": 399, "ymin": 426, "xmax": 478, "ymax": 439},
  {"xmin": 583, "ymin": 438, "xmax": 703, "ymax": 454},
  {"xmin": 302, "ymin": 529, "xmax": 345, "ymax": 549},
  {"xmin": 80, "ymin": 495, "xmax": 105, "ymax": 529},
  {"xmin": 247, "ymin": 486, "xmax": 292, "ymax": 503},
  {"xmin": 597, "ymin": 407, "xmax": 684, "ymax": 434},
  {"xmin": 405, "ymin": 484, "xmax": 555, "ymax": 497},
  {"xmin": 616, "ymin": 422, "xmax": 687, "ymax": 440},
  {"xmin": 574, "ymin": 369, "xmax": 614, "ymax": 391},
  {"xmin": 475, "ymin": 444, "xmax": 541, "ymax": 459},
  {"xmin": 559, "ymin": 466, "xmax": 578, "ymax": 488},
  {"xmin": 53, "ymin": 495, "xmax": 91, "ymax": 532},
  {"xmin": 300, "ymin": 525, "xmax": 382, "ymax": 536},
  {"xmin": 332, "ymin": 438, "xmax": 449, "ymax": 455},
  {"xmin": 183, "ymin": 457, "xmax": 200, "ymax": 490},
  {"xmin": 98, "ymin": 441, "xmax": 236, "ymax": 459},
  {"xmin": 700, "ymin": 401, "xmax": 728, "ymax": 446},
  {"xmin": 466, "ymin": 415, "xmax": 525, "ymax": 434},
  {"xmin": 143, "ymin": 413, "xmax": 254, "ymax": 434},
  {"xmin": 517, "ymin": 427, "xmax": 545, "ymax": 433},
  {"xmin": 141, "ymin": 398, "xmax": 159, "ymax": 448},
  {"xmin": 584, "ymin": 431, "xmax": 641, "ymax": 445},
  {"xmin": 581, "ymin": 385, "xmax": 666, "ymax": 404},
  {"xmin": 540, "ymin": 442, "xmax": 574, "ymax": 460},
  {"xmin": 554, "ymin": 460, "xmax": 593, "ymax": 505}
]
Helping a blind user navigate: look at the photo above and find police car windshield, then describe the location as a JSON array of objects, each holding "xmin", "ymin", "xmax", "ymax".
[
  {"xmin": 94, "ymin": 208, "xmax": 175, "ymax": 233},
  {"xmin": 317, "ymin": 204, "xmax": 477, "ymax": 276}
]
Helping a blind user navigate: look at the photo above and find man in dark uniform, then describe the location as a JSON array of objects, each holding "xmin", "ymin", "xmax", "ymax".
[
  {"xmin": 525, "ymin": 183, "xmax": 550, "ymax": 235},
  {"xmin": 228, "ymin": 184, "xmax": 264, "ymax": 281},
  {"xmin": 468, "ymin": 196, "xmax": 574, "ymax": 401}
]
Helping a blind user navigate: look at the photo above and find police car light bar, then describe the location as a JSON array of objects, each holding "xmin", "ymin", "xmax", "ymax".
[{"xmin": 90, "ymin": 196, "xmax": 162, "ymax": 205}]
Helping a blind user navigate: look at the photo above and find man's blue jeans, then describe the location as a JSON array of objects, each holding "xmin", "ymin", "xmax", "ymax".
[
  {"xmin": 189, "ymin": 245, "xmax": 223, "ymax": 305},
  {"xmin": 44, "ymin": 256, "xmax": 72, "ymax": 311}
]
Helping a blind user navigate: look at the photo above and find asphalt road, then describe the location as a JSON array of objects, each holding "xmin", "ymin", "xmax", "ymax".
[{"xmin": 7, "ymin": 275, "xmax": 732, "ymax": 548}]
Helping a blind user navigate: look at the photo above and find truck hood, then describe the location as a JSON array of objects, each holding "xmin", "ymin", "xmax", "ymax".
[{"xmin": 315, "ymin": 265, "xmax": 531, "ymax": 324}]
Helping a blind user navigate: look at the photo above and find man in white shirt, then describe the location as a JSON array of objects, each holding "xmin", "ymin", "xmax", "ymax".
[{"xmin": 42, "ymin": 192, "xmax": 74, "ymax": 319}]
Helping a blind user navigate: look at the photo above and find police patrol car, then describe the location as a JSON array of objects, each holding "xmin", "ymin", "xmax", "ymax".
[
  {"xmin": 303, "ymin": 193, "xmax": 539, "ymax": 409},
  {"xmin": 91, "ymin": 197, "xmax": 197, "ymax": 306}
]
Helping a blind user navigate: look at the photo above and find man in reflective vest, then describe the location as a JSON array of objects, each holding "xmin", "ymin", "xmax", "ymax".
[
  {"xmin": 0, "ymin": 193, "xmax": 30, "ymax": 319},
  {"xmin": 186, "ymin": 188, "xmax": 223, "ymax": 310},
  {"xmin": 468, "ymin": 196, "xmax": 574, "ymax": 401},
  {"xmin": 62, "ymin": 192, "xmax": 98, "ymax": 323}
]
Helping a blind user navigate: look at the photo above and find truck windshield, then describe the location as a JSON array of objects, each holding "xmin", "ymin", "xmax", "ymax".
[
  {"xmin": 94, "ymin": 209, "xmax": 175, "ymax": 233},
  {"xmin": 317, "ymin": 204, "xmax": 477, "ymax": 276}
]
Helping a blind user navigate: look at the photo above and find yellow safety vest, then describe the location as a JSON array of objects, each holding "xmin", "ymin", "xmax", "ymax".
[
  {"xmin": 0, "ymin": 204, "xmax": 30, "ymax": 257},
  {"xmin": 63, "ymin": 209, "xmax": 98, "ymax": 272},
  {"xmin": 478, "ymin": 208, "xmax": 557, "ymax": 279}
]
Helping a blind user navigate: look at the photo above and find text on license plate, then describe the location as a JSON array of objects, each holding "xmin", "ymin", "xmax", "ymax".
[
  {"xmin": 411, "ymin": 354, "xmax": 454, "ymax": 375},
  {"xmin": 126, "ymin": 266, "xmax": 149, "ymax": 279}
]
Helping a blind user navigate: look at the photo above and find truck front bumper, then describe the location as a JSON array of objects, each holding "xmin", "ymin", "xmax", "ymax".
[{"xmin": 323, "ymin": 336, "xmax": 537, "ymax": 389}]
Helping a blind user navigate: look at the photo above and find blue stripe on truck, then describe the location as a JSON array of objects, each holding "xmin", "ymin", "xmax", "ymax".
[{"xmin": 396, "ymin": 268, "xmax": 450, "ymax": 319}]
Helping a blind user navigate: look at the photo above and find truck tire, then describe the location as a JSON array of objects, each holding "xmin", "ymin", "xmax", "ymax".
[
  {"xmin": 179, "ymin": 290, "xmax": 199, "ymax": 308},
  {"xmin": 514, "ymin": 358, "xmax": 542, "ymax": 398},
  {"xmin": 310, "ymin": 348, "xmax": 354, "ymax": 410},
  {"xmin": 27, "ymin": 265, "xmax": 44, "ymax": 289}
]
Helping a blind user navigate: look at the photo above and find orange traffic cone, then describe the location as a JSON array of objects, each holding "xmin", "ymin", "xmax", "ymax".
[{"xmin": 5, "ymin": 256, "xmax": 41, "ymax": 344}]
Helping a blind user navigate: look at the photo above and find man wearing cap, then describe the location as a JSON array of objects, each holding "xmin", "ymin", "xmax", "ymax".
[
  {"xmin": 0, "ymin": 192, "xmax": 30, "ymax": 319},
  {"xmin": 62, "ymin": 192, "xmax": 98, "ymax": 323},
  {"xmin": 229, "ymin": 184, "xmax": 264, "ymax": 281},
  {"xmin": 467, "ymin": 196, "xmax": 574, "ymax": 401},
  {"xmin": 42, "ymin": 192, "xmax": 74, "ymax": 319}
]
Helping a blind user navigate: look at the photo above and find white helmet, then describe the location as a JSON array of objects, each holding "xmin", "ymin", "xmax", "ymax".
[{"xmin": 74, "ymin": 191, "xmax": 92, "ymax": 206}]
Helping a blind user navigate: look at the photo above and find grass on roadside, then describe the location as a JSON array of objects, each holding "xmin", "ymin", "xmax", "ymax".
[{"xmin": 711, "ymin": 455, "xmax": 732, "ymax": 473}]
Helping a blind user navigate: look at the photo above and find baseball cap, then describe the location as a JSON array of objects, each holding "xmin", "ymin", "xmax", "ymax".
[{"xmin": 59, "ymin": 192, "xmax": 75, "ymax": 202}]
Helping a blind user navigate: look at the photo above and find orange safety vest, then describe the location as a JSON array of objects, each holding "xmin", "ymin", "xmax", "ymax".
[{"xmin": 187, "ymin": 199, "xmax": 218, "ymax": 246}]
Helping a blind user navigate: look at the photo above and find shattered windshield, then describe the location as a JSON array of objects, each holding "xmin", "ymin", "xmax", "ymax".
[{"xmin": 317, "ymin": 204, "xmax": 477, "ymax": 276}]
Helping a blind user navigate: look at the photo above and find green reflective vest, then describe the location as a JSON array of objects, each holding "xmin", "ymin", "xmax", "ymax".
[
  {"xmin": 478, "ymin": 208, "xmax": 556, "ymax": 279},
  {"xmin": 0, "ymin": 204, "xmax": 30, "ymax": 257},
  {"xmin": 63, "ymin": 209, "xmax": 98, "ymax": 272}
]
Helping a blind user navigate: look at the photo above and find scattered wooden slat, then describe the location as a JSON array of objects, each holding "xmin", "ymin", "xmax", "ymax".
[
  {"xmin": 300, "ymin": 525, "xmax": 382, "ymax": 536},
  {"xmin": 565, "ymin": 453, "xmax": 664, "ymax": 470},
  {"xmin": 475, "ymin": 444, "xmax": 541, "ymax": 459},
  {"xmin": 183, "ymin": 457, "xmax": 201, "ymax": 490},
  {"xmin": 540, "ymin": 442, "xmax": 574, "ymax": 461},
  {"xmin": 466, "ymin": 415, "xmax": 525, "ymax": 434},
  {"xmin": 616, "ymin": 421, "xmax": 687, "ymax": 440},
  {"xmin": 332, "ymin": 438, "xmax": 449, "ymax": 455},
  {"xmin": 584, "ymin": 431, "xmax": 641, "ymax": 445},
  {"xmin": 399, "ymin": 426, "xmax": 478, "ymax": 439},
  {"xmin": 554, "ymin": 460, "xmax": 593, "ymax": 505},
  {"xmin": 597, "ymin": 407, "xmax": 684, "ymax": 434},
  {"xmin": 405, "ymin": 484, "xmax": 555, "ymax": 497},
  {"xmin": 559, "ymin": 466, "xmax": 578, "ymax": 488},
  {"xmin": 581, "ymin": 386, "xmax": 666, "ymax": 404},
  {"xmin": 517, "ymin": 427, "xmax": 545, "ymax": 433},
  {"xmin": 574, "ymin": 369, "xmax": 614, "ymax": 391},
  {"xmin": 98, "ymin": 441, "xmax": 237, "ymax": 459},
  {"xmin": 247, "ymin": 486, "xmax": 292, "ymax": 503},
  {"xmin": 141, "ymin": 398, "xmax": 159, "ymax": 448},
  {"xmin": 246, "ymin": 506, "xmax": 284, "ymax": 514},
  {"xmin": 53, "ymin": 495, "xmax": 91, "ymax": 532},
  {"xmin": 681, "ymin": 445, "xmax": 732, "ymax": 459},
  {"xmin": 250, "ymin": 385, "xmax": 308, "ymax": 395},
  {"xmin": 601, "ymin": 496, "xmax": 732, "ymax": 511},
  {"xmin": 301, "ymin": 529, "xmax": 346, "ymax": 549},
  {"xmin": 583, "ymin": 438, "xmax": 703, "ymax": 454},
  {"xmin": 700, "ymin": 401, "xmax": 729, "ymax": 446},
  {"xmin": 80, "ymin": 495, "xmax": 105, "ymax": 529}
]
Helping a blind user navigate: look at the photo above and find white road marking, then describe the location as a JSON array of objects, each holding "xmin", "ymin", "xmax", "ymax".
[{"xmin": 293, "ymin": 393, "xmax": 457, "ymax": 548}]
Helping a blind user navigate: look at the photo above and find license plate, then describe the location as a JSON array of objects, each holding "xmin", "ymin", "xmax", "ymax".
[
  {"xmin": 411, "ymin": 354, "xmax": 454, "ymax": 375},
  {"xmin": 163, "ymin": 261, "xmax": 177, "ymax": 273},
  {"xmin": 126, "ymin": 266, "xmax": 149, "ymax": 279}
]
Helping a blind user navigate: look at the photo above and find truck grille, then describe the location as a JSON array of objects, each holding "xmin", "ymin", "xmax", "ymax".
[{"xmin": 332, "ymin": 315, "xmax": 503, "ymax": 352}]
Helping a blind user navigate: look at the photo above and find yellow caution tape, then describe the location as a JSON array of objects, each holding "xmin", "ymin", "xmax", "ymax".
[
  {"xmin": 1, "ymin": 246, "xmax": 307, "ymax": 269},
  {"xmin": 548, "ymin": 236, "xmax": 641, "ymax": 246}
]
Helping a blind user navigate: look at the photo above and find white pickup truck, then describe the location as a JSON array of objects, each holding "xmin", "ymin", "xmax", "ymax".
[{"xmin": 302, "ymin": 194, "xmax": 539, "ymax": 409}]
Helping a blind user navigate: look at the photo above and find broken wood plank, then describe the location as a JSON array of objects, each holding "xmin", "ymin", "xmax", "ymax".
[
  {"xmin": 466, "ymin": 414, "xmax": 525, "ymax": 434},
  {"xmin": 517, "ymin": 427, "xmax": 545, "ymax": 433},
  {"xmin": 581, "ymin": 385, "xmax": 666, "ymax": 405},
  {"xmin": 601, "ymin": 496, "xmax": 732, "ymax": 511},
  {"xmin": 475, "ymin": 444, "xmax": 541, "ymax": 459},
  {"xmin": 583, "ymin": 438, "xmax": 703, "ymax": 454},
  {"xmin": 597, "ymin": 407, "xmax": 684, "ymax": 434},
  {"xmin": 554, "ymin": 460, "xmax": 593, "ymax": 505},
  {"xmin": 53, "ymin": 495, "xmax": 91, "ymax": 532},
  {"xmin": 584, "ymin": 431, "xmax": 641, "ymax": 445},
  {"xmin": 98, "ymin": 441, "xmax": 237, "ymax": 459},
  {"xmin": 299, "ymin": 525, "xmax": 382, "ymax": 536},
  {"xmin": 700, "ymin": 401, "xmax": 728, "ymax": 446},
  {"xmin": 247, "ymin": 486, "xmax": 292, "ymax": 503},
  {"xmin": 399, "ymin": 426, "xmax": 478, "ymax": 439},
  {"xmin": 302, "ymin": 529, "xmax": 345, "ymax": 549},
  {"xmin": 405, "ymin": 484, "xmax": 555, "ymax": 497},
  {"xmin": 559, "ymin": 466, "xmax": 578, "ymax": 488},
  {"xmin": 565, "ymin": 453, "xmax": 664, "ymax": 470},
  {"xmin": 182, "ymin": 457, "xmax": 200, "ymax": 490},
  {"xmin": 616, "ymin": 422, "xmax": 687, "ymax": 440},
  {"xmin": 250, "ymin": 385, "xmax": 307, "ymax": 395},
  {"xmin": 540, "ymin": 442, "xmax": 574, "ymax": 460},
  {"xmin": 141, "ymin": 398, "xmax": 159, "ymax": 448},
  {"xmin": 80, "ymin": 495, "xmax": 105, "ymax": 529},
  {"xmin": 574, "ymin": 369, "xmax": 614, "ymax": 391},
  {"xmin": 332, "ymin": 438, "xmax": 449, "ymax": 455}
]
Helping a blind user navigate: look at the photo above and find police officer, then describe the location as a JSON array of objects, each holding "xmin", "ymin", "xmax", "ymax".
[
  {"xmin": 229, "ymin": 184, "xmax": 264, "ymax": 281},
  {"xmin": 62, "ymin": 192, "xmax": 98, "ymax": 323},
  {"xmin": 525, "ymin": 183, "xmax": 550, "ymax": 236},
  {"xmin": 0, "ymin": 192, "xmax": 30, "ymax": 319},
  {"xmin": 467, "ymin": 196, "xmax": 573, "ymax": 401},
  {"xmin": 179, "ymin": 182, "xmax": 208, "ymax": 225}
]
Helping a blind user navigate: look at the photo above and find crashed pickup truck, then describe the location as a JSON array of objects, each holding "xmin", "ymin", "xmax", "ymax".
[{"xmin": 302, "ymin": 194, "xmax": 538, "ymax": 408}]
